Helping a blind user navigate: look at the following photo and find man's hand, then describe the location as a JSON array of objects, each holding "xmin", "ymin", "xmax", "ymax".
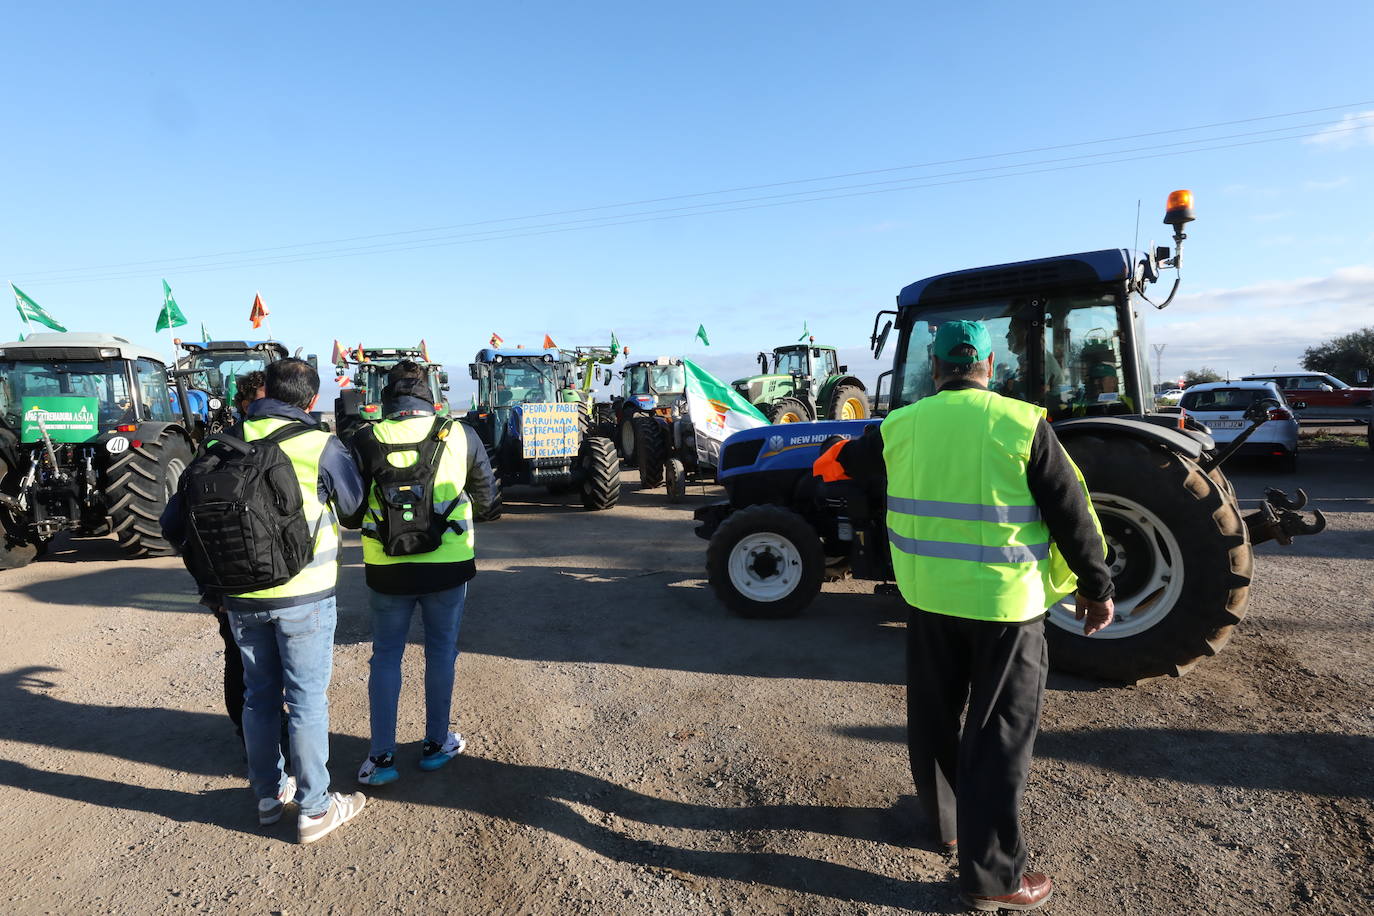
[{"xmin": 1074, "ymin": 593, "xmax": 1115, "ymax": 636}]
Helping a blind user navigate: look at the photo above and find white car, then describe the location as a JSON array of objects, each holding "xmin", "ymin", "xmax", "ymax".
[{"xmin": 1180, "ymin": 381, "xmax": 1299, "ymax": 472}]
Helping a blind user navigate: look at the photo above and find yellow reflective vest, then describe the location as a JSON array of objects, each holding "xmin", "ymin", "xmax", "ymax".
[{"xmin": 882, "ymin": 387, "xmax": 1096, "ymax": 622}]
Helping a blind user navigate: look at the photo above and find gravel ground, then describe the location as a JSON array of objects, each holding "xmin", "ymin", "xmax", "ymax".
[{"xmin": 0, "ymin": 444, "xmax": 1370, "ymax": 915}]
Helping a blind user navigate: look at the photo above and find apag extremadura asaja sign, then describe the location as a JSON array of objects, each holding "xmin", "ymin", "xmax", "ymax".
[{"xmin": 21, "ymin": 397, "xmax": 100, "ymax": 444}]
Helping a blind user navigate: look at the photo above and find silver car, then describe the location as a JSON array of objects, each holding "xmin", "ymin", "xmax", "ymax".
[{"xmin": 1180, "ymin": 381, "xmax": 1300, "ymax": 472}]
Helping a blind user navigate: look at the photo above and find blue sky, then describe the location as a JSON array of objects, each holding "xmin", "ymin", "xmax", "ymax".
[{"xmin": 3, "ymin": 1, "xmax": 1372, "ymax": 398}]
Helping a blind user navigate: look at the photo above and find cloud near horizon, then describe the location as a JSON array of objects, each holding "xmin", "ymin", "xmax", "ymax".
[{"xmin": 1302, "ymin": 110, "xmax": 1374, "ymax": 149}]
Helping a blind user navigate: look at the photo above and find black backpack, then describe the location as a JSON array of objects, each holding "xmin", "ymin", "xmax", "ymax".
[
  {"xmin": 354, "ymin": 417, "xmax": 462, "ymax": 557},
  {"xmin": 178, "ymin": 423, "xmax": 320, "ymax": 591}
]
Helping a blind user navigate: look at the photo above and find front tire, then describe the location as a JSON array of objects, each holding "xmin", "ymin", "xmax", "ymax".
[
  {"xmin": 635, "ymin": 417, "xmax": 666, "ymax": 489},
  {"xmin": 107, "ymin": 429, "xmax": 194, "ymax": 558},
  {"xmin": 665, "ymin": 457, "xmax": 686, "ymax": 503},
  {"xmin": 706, "ymin": 505, "xmax": 824, "ymax": 618},
  {"xmin": 579, "ymin": 437, "xmax": 620, "ymax": 511},
  {"xmin": 618, "ymin": 416, "xmax": 639, "ymax": 466},
  {"xmin": 1050, "ymin": 434, "xmax": 1252, "ymax": 682},
  {"xmin": 771, "ymin": 397, "xmax": 811, "ymax": 424}
]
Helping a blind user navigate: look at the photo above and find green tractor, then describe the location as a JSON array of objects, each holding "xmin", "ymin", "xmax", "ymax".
[
  {"xmin": 566, "ymin": 345, "xmax": 620, "ymax": 437},
  {"xmin": 0, "ymin": 332, "xmax": 198, "ymax": 565},
  {"xmin": 463, "ymin": 347, "xmax": 620, "ymax": 511},
  {"xmin": 335, "ymin": 343, "xmax": 449, "ymax": 443},
  {"xmin": 172, "ymin": 339, "xmax": 298, "ymax": 434},
  {"xmin": 732, "ymin": 342, "xmax": 869, "ymax": 423}
]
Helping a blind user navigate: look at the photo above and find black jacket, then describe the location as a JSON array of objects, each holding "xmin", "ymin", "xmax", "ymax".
[
  {"xmin": 341, "ymin": 393, "xmax": 499, "ymax": 595},
  {"xmin": 836, "ymin": 380, "xmax": 1115, "ymax": 605}
]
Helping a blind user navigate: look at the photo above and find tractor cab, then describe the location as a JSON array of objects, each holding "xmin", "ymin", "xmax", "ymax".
[
  {"xmin": 334, "ymin": 343, "xmax": 449, "ymax": 442},
  {"xmin": 622, "ymin": 358, "xmax": 686, "ymax": 412},
  {"xmin": 879, "ymin": 263, "xmax": 1149, "ymax": 422},
  {"xmin": 468, "ymin": 349, "xmax": 567, "ymax": 449},
  {"xmin": 175, "ymin": 339, "xmax": 290, "ymax": 431}
]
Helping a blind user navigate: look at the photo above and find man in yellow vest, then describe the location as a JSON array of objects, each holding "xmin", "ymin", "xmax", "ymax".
[
  {"xmin": 163, "ymin": 358, "xmax": 367, "ymax": 844},
  {"xmin": 343, "ymin": 360, "xmax": 497, "ymax": 787},
  {"xmin": 815, "ymin": 321, "xmax": 1114, "ymax": 911}
]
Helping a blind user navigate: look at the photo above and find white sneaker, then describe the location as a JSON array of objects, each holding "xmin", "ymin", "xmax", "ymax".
[
  {"xmin": 419, "ymin": 732, "xmax": 466, "ymax": 772},
  {"xmin": 257, "ymin": 776, "xmax": 297, "ymax": 826},
  {"xmin": 297, "ymin": 791, "xmax": 366, "ymax": 844}
]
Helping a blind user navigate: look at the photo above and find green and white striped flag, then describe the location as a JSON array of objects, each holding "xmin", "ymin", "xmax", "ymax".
[
  {"xmin": 11, "ymin": 284, "xmax": 67, "ymax": 332},
  {"xmin": 682, "ymin": 359, "xmax": 767, "ymax": 468}
]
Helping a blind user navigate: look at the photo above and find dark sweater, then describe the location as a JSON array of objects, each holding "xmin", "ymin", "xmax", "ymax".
[{"xmin": 836, "ymin": 380, "xmax": 1115, "ymax": 604}]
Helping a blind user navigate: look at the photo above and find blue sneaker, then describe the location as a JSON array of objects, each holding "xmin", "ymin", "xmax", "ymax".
[
  {"xmin": 419, "ymin": 733, "xmax": 466, "ymax": 772},
  {"xmin": 357, "ymin": 753, "xmax": 399, "ymax": 786}
]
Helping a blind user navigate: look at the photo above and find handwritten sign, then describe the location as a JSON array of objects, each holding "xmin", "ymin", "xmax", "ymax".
[{"xmin": 520, "ymin": 402, "xmax": 580, "ymax": 459}]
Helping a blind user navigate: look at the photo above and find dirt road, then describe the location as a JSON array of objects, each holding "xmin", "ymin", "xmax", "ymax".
[{"xmin": 1, "ymin": 446, "xmax": 1371, "ymax": 915}]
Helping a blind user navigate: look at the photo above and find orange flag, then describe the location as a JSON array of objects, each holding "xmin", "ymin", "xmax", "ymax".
[
  {"xmin": 357, "ymin": 342, "xmax": 368, "ymax": 363},
  {"xmin": 490, "ymin": 332, "xmax": 504, "ymax": 348},
  {"xmin": 420, "ymin": 339, "xmax": 431, "ymax": 363},
  {"xmin": 543, "ymin": 334, "xmax": 556, "ymax": 349},
  {"xmin": 331, "ymin": 340, "xmax": 348, "ymax": 365},
  {"xmin": 249, "ymin": 292, "xmax": 269, "ymax": 329}
]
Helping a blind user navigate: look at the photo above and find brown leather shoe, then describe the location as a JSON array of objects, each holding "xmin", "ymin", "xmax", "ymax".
[{"xmin": 960, "ymin": 872, "xmax": 1053, "ymax": 912}]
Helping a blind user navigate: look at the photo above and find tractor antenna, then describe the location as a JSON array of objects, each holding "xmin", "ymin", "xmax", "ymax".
[{"xmin": 1133, "ymin": 198, "xmax": 1142, "ymax": 257}]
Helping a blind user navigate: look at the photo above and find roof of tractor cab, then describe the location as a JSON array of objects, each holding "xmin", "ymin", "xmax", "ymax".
[
  {"xmin": 474, "ymin": 348, "xmax": 563, "ymax": 363},
  {"xmin": 182, "ymin": 339, "xmax": 286, "ymax": 353},
  {"xmin": 775, "ymin": 343, "xmax": 836, "ymax": 351},
  {"xmin": 897, "ymin": 249, "xmax": 1136, "ymax": 308},
  {"xmin": 0, "ymin": 332, "xmax": 168, "ymax": 365}
]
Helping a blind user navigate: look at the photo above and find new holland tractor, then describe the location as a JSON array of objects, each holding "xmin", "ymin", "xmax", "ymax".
[
  {"xmin": 694, "ymin": 191, "xmax": 1326, "ymax": 683},
  {"xmin": 615, "ymin": 358, "xmax": 710, "ymax": 501},
  {"xmin": 610, "ymin": 357, "xmax": 686, "ymax": 462},
  {"xmin": 335, "ymin": 343, "xmax": 449, "ymax": 444},
  {"xmin": 463, "ymin": 348, "xmax": 620, "ymax": 512},
  {"xmin": 173, "ymin": 339, "xmax": 292, "ymax": 433},
  {"xmin": 0, "ymin": 332, "xmax": 198, "ymax": 565},
  {"xmin": 732, "ymin": 342, "xmax": 869, "ymax": 423}
]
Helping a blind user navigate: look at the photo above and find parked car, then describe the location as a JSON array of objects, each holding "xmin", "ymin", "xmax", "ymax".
[
  {"xmin": 1181, "ymin": 381, "xmax": 1299, "ymax": 472},
  {"xmin": 1240, "ymin": 371, "xmax": 1372, "ymax": 422},
  {"xmin": 1156, "ymin": 387, "xmax": 1185, "ymax": 405}
]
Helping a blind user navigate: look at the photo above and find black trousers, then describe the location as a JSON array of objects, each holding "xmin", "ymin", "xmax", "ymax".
[
  {"xmin": 906, "ymin": 608, "xmax": 1048, "ymax": 896},
  {"xmin": 215, "ymin": 610, "xmax": 246, "ymax": 734}
]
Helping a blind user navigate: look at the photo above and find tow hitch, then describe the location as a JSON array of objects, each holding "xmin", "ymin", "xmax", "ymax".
[{"xmin": 1244, "ymin": 488, "xmax": 1327, "ymax": 546}]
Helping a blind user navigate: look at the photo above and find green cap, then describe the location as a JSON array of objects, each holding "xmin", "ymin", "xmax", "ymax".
[
  {"xmin": 933, "ymin": 320, "xmax": 992, "ymax": 364},
  {"xmin": 1089, "ymin": 363, "xmax": 1117, "ymax": 378}
]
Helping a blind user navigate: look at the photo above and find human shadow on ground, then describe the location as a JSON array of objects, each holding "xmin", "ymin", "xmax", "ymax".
[
  {"xmin": 328, "ymin": 732, "xmax": 955, "ymax": 912},
  {"xmin": 1036, "ymin": 727, "xmax": 1374, "ymax": 799}
]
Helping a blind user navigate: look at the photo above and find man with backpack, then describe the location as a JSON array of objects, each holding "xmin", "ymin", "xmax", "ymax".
[
  {"xmin": 342, "ymin": 360, "xmax": 497, "ymax": 787},
  {"xmin": 163, "ymin": 358, "xmax": 367, "ymax": 844}
]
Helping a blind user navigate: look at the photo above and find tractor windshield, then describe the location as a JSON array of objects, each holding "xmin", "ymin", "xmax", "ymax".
[
  {"xmin": 890, "ymin": 291, "xmax": 1135, "ymax": 420},
  {"xmin": 773, "ymin": 348, "xmax": 807, "ymax": 375},
  {"xmin": 355, "ymin": 364, "xmax": 389, "ymax": 405},
  {"xmin": 181, "ymin": 351, "xmax": 272, "ymax": 403},
  {"xmin": 0, "ymin": 358, "xmax": 135, "ymax": 430},
  {"xmin": 487, "ymin": 360, "xmax": 558, "ymax": 406},
  {"xmin": 629, "ymin": 364, "xmax": 685, "ymax": 395}
]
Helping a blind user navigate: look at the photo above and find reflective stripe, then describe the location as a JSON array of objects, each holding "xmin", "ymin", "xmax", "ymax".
[
  {"xmin": 887, "ymin": 496, "xmax": 1041, "ymax": 524},
  {"xmin": 887, "ymin": 528, "xmax": 1050, "ymax": 564}
]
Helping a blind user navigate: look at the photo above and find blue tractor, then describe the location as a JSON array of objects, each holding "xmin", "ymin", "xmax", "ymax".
[
  {"xmin": 694, "ymin": 191, "xmax": 1325, "ymax": 682},
  {"xmin": 463, "ymin": 348, "xmax": 620, "ymax": 513}
]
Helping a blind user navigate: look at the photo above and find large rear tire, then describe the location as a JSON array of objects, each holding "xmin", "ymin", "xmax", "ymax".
[
  {"xmin": 107, "ymin": 429, "xmax": 194, "ymax": 558},
  {"xmin": 579, "ymin": 436, "xmax": 620, "ymax": 511},
  {"xmin": 828, "ymin": 384, "xmax": 869, "ymax": 421},
  {"xmin": 635, "ymin": 417, "xmax": 666, "ymax": 489},
  {"xmin": 1049, "ymin": 434, "xmax": 1252, "ymax": 682},
  {"xmin": 706, "ymin": 505, "xmax": 824, "ymax": 618}
]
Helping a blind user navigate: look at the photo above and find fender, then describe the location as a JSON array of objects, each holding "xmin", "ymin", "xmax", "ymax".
[
  {"xmin": 818, "ymin": 374, "xmax": 865, "ymax": 407},
  {"xmin": 1052, "ymin": 416, "xmax": 1210, "ymax": 460},
  {"xmin": 717, "ymin": 418, "xmax": 879, "ymax": 479}
]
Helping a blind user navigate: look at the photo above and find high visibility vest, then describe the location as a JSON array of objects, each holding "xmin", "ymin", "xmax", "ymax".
[
  {"xmin": 361, "ymin": 415, "xmax": 475, "ymax": 567},
  {"xmin": 230, "ymin": 417, "xmax": 341, "ymax": 602},
  {"xmin": 882, "ymin": 388, "xmax": 1097, "ymax": 622}
]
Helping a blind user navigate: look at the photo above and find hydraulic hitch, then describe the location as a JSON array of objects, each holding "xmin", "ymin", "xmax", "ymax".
[{"xmin": 1244, "ymin": 487, "xmax": 1327, "ymax": 546}]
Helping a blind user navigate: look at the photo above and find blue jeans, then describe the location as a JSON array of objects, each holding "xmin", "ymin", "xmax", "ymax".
[
  {"xmin": 229, "ymin": 597, "xmax": 336, "ymax": 818},
  {"xmin": 367, "ymin": 583, "xmax": 467, "ymax": 758}
]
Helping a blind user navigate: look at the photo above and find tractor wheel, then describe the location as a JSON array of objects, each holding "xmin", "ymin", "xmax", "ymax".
[
  {"xmin": 593, "ymin": 402, "xmax": 617, "ymax": 440},
  {"xmin": 107, "ymin": 429, "xmax": 194, "ymax": 558},
  {"xmin": 706, "ymin": 505, "xmax": 824, "ymax": 618},
  {"xmin": 771, "ymin": 398, "xmax": 811, "ymax": 424},
  {"xmin": 665, "ymin": 457, "xmax": 687, "ymax": 503},
  {"xmin": 477, "ymin": 444, "xmax": 503, "ymax": 521},
  {"xmin": 828, "ymin": 384, "xmax": 869, "ymax": 421},
  {"xmin": 635, "ymin": 417, "xmax": 666, "ymax": 488},
  {"xmin": 1050, "ymin": 434, "xmax": 1252, "ymax": 682},
  {"xmin": 618, "ymin": 417, "xmax": 639, "ymax": 466},
  {"xmin": 579, "ymin": 436, "xmax": 620, "ymax": 511}
]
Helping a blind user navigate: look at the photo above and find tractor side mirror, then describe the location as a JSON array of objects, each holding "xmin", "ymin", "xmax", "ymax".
[
  {"xmin": 307, "ymin": 354, "xmax": 319, "ymax": 372},
  {"xmin": 604, "ymin": 368, "xmax": 613, "ymax": 385},
  {"xmin": 439, "ymin": 371, "xmax": 450, "ymax": 391},
  {"xmin": 758, "ymin": 352, "xmax": 768, "ymax": 374},
  {"xmin": 873, "ymin": 320, "xmax": 893, "ymax": 360},
  {"xmin": 1244, "ymin": 398, "xmax": 1280, "ymax": 423},
  {"xmin": 469, "ymin": 365, "xmax": 479, "ymax": 380},
  {"xmin": 838, "ymin": 365, "xmax": 848, "ymax": 373}
]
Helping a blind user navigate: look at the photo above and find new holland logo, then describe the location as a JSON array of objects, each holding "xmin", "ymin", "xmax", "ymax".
[{"xmin": 767, "ymin": 434, "xmax": 785, "ymax": 453}]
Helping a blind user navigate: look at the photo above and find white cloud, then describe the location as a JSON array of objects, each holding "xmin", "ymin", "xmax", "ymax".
[
  {"xmin": 1148, "ymin": 265, "xmax": 1374, "ymax": 377},
  {"xmin": 1303, "ymin": 110, "xmax": 1374, "ymax": 149},
  {"xmin": 1302, "ymin": 176, "xmax": 1351, "ymax": 191}
]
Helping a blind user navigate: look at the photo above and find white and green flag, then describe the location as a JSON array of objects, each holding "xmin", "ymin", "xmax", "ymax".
[
  {"xmin": 11, "ymin": 284, "xmax": 67, "ymax": 332},
  {"xmin": 683, "ymin": 359, "xmax": 767, "ymax": 468}
]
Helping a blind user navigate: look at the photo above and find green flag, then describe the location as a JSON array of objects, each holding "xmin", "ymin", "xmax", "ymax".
[
  {"xmin": 200, "ymin": 322, "xmax": 211, "ymax": 343},
  {"xmin": 11, "ymin": 284, "xmax": 67, "ymax": 332},
  {"xmin": 695, "ymin": 323, "xmax": 710, "ymax": 347},
  {"xmin": 798, "ymin": 321, "xmax": 810, "ymax": 342},
  {"xmin": 609, "ymin": 330, "xmax": 621, "ymax": 358},
  {"xmin": 156, "ymin": 279, "xmax": 188, "ymax": 332}
]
